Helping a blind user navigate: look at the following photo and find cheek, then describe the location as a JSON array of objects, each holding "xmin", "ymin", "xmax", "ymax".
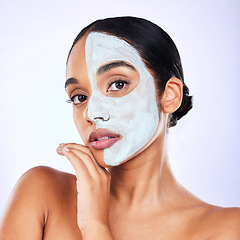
[
  {"xmin": 113, "ymin": 91, "xmax": 145, "ymax": 122},
  {"xmin": 73, "ymin": 108, "xmax": 88, "ymax": 142},
  {"xmin": 106, "ymin": 98, "xmax": 135, "ymax": 129}
]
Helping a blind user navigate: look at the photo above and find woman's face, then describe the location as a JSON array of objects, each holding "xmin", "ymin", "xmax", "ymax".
[{"xmin": 66, "ymin": 32, "xmax": 160, "ymax": 167}]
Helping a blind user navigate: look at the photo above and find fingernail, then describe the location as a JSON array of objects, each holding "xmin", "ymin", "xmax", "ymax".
[
  {"xmin": 63, "ymin": 146, "xmax": 70, "ymax": 152},
  {"xmin": 59, "ymin": 143, "xmax": 66, "ymax": 146}
]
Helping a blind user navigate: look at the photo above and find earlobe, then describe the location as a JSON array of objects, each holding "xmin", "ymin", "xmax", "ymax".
[{"xmin": 161, "ymin": 77, "xmax": 183, "ymax": 113}]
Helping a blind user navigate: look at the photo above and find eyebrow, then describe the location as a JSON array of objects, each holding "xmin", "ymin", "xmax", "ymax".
[
  {"xmin": 65, "ymin": 77, "xmax": 79, "ymax": 88},
  {"xmin": 65, "ymin": 61, "xmax": 136, "ymax": 88},
  {"xmin": 97, "ymin": 61, "xmax": 136, "ymax": 74}
]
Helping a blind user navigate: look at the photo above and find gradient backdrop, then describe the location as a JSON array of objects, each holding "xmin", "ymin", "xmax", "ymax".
[{"xmin": 0, "ymin": 0, "xmax": 239, "ymax": 214}]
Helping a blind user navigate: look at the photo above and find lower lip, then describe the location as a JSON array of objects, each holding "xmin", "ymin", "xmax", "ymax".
[{"xmin": 90, "ymin": 137, "xmax": 119, "ymax": 150}]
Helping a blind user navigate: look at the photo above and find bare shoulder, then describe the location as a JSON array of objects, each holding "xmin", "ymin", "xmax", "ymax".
[
  {"xmin": 208, "ymin": 206, "xmax": 240, "ymax": 236},
  {"xmin": 0, "ymin": 166, "xmax": 77, "ymax": 239},
  {"xmin": 7, "ymin": 166, "xmax": 76, "ymax": 206},
  {"xmin": 21, "ymin": 166, "xmax": 76, "ymax": 194},
  {"xmin": 194, "ymin": 204, "xmax": 240, "ymax": 239},
  {"xmin": 178, "ymin": 191, "xmax": 240, "ymax": 239},
  {"xmin": 21, "ymin": 165, "xmax": 76, "ymax": 185}
]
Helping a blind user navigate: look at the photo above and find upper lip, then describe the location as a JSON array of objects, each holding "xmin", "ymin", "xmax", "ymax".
[{"xmin": 89, "ymin": 129, "xmax": 121, "ymax": 142}]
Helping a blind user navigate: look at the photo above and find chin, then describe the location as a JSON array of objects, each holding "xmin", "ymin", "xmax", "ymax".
[
  {"xmin": 94, "ymin": 154, "xmax": 125, "ymax": 168},
  {"xmin": 91, "ymin": 149, "xmax": 127, "ymax": 168},
  {"xmin": 94, "ymin": 145, "xmax": 148, "ymax": 168}
]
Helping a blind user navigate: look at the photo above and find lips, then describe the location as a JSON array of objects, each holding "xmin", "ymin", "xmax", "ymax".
[{"xmin": 89, "ymin": 129, "xmax": 121, "ymax": 150}]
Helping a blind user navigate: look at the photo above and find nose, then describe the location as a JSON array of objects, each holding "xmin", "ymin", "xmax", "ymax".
[{"xmin": 86, "ymin": 91, "xmax": 110, "ymax": 123}]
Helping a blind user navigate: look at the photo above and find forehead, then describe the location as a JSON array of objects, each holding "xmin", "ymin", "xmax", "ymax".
[
  {"xmin": 66, "ymin": 34, "xmax": 88, "ymax": 84},
  {"xmin": 85, "ymin": 32, "xmax": 145, "ymax": 71},
  {"xmin": 66, "ymin": 32, "xmax": 151, "ymax": 90},
  {"xmin": 66, "ymin": 32, "xmax": 140, "ymax": 73}
]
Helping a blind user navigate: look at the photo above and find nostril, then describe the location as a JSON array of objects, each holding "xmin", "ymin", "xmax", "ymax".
[
  {"xmin": 94, "ymin": 117, "xmax": 104, "ymax": 120},
  {"xmin": 93, "ymin": 115, "xmax": 110, "ymax": 122}
]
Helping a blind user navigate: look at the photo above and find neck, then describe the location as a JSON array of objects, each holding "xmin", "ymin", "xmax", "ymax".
[{"xmin": 108, "ymin": 134, "xmax": 179, "ymax": 209}]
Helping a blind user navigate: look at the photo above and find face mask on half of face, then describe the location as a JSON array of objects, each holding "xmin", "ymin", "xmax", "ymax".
[{"xmin": 85, "ymin": 32, "xmax": 160, "ymax": 166}]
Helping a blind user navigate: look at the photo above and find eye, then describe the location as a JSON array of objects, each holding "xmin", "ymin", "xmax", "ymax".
[
  {"xmin": 67, "ymin": 94, "xmax": 88, "ymax": 105},
  {"xmin": 107, "ymin": 79, "xmax": 131, "ymax": 92}
]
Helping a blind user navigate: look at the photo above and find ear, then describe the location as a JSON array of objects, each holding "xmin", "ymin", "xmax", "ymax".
[{"xmin": 160, "ymin": 77, "xmax": 183, "ymax": 113}]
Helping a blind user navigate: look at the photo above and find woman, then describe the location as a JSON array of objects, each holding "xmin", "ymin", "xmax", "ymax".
[{"xmin": 0, "ymin": 16, "xmax": 239, "ymax": 239}]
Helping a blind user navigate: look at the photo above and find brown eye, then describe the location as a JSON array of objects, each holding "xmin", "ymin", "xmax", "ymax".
[
  {"xmin": 115, "ymin": 82, "xmax": 125, "ymax": 89},
  {"xmin": 70, "ymin": 94, "xmax": 88, "ymax": 104},
  {"xmin": 108, "ymin": 80, "xmax": 130, "ymax": 91}
]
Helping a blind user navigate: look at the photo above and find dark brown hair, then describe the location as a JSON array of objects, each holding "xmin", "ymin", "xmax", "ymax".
[{"xmin": 68, "ymin": 16, "xmax": 193, "ymax": 127}]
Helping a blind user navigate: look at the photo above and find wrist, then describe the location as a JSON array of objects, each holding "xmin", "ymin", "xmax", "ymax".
[{"xmin": 80, "ymin": 221, "xmax": 113, "ymax": 240}]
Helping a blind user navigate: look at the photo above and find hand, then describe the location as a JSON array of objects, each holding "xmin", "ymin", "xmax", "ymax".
[{"xmin": 57, "ymin": 143, "xmax": 112, "ymax": 236}]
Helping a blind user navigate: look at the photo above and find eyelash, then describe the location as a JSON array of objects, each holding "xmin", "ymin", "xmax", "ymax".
[
  {"xmin": 107, "ymin": 78, "xmax": 131, "ymax": 92},
  {"xmin": 66, "ymin": 94, "xmax": 88, "ymax": 105},
  {"xmin": 66, "ymin": 78, "xmax": 131, "ymax": 104}
]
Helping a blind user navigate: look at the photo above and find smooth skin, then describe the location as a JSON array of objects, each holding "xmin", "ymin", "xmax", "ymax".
[{"xmin": 0, "ymin": 34, "xmax": 240, "ymax": 240}]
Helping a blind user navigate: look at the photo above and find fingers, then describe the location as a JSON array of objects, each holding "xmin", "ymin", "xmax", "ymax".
[
  {"xmin": 56, "ymin": 145, "xmax": 65, "ymax": 156},
  {"xmin": 63, "ymin": 144, "xmax": 96, "ymax": 163},
  {"xmin": 62, "ymin": 147, "xmax": 92, "ymax": 180},
  {"xmin": 57, "ymin": 143, "xmax": 106, "ymax": 177},
  {"xmin": 64, "ymin": 147, "xmax": 102, "ymax": 178},
  {"xmin": 57, "ymin": 143, "xmax": 94, "ymax": 159}
]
